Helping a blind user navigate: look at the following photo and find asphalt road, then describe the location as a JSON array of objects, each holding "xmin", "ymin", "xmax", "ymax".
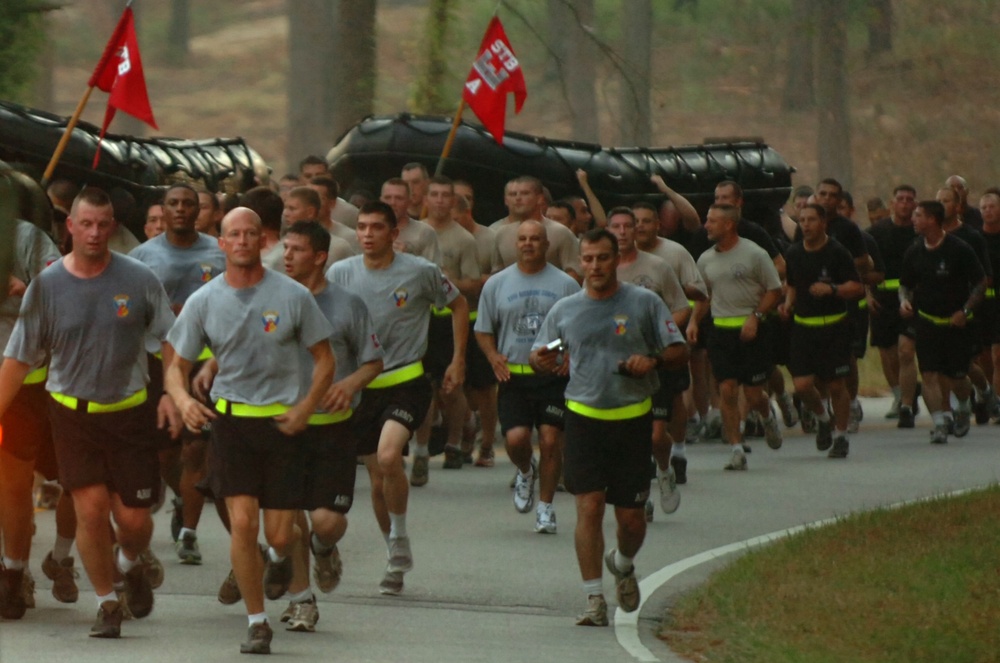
[{"xmin": 2, "ymin": 397, "xmax": 998, "ymax": 662}]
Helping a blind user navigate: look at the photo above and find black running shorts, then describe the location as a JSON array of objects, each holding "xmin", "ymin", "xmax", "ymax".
[{"xmin": 563, "ymin": 410, "xmax": 652, "ymax": 509}]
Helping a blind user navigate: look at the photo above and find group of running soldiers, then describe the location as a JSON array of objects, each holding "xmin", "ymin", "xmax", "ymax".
[{"xmin": 0, "ymin": 158, "xmax": 995, "ymax": 654}]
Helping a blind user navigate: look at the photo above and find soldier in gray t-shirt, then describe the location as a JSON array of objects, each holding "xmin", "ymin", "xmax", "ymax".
[
  {"xmin": 475, "ymin": 220, "xmax": 579, "ymax": 534},
  {"xmin": 165, "ymin": 207, "xmax": 334, "ymax": 654},
  {"xmin": 326, "ymin": 201, "xmax": 466, "ymax": 597},
  {"xmin": 0, "ymin": 188, "xmax": 179, "ymax": 637},
  {"xmin": 529, "ymin": 229, "xmax": 688, "ymax": 627}
]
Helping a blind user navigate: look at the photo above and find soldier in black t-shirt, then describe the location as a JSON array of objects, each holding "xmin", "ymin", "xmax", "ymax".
[
  {"xmin": 899, "ymin": 201, "xmax": 986, "ymax": 445},
  {"xmin": 780, "ymin": 204, "xmax": 863, "ymax": 458},
  {"xmin": 978, "ymin": 192, "xmax": 1000, "ymax": 421}
]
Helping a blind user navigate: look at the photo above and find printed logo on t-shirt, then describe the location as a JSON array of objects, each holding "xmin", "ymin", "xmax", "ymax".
[
  {"xmin": 113, "ymin": 294, "xmax": 130, "ymax": 318},
  {"xmin": 632, "ymin": 275, "xmax": 655, "ymax": 291},
  {"xmin": 262, "ymin": 310, "xmax": 280, "ymax": 332},
  {"xmin": 730, "ymin": 262, "xmax": 749, "ymax": 279},
  {"xmin": 393, "ymin": 288, "xmax": 409, "ymax": 308},
  {"xmin": 199, "ymin": 263, "xmax": 215, "ymax": 282},
  {"xmin": 665, "ymin": 320, "xmax": 679, "ymax": 335},
  {"xmin": 371, "ymin": 333, "xmax": 381, "ymax": 349},
  {"xmin": 936, "ymin": 260, "xmax": 949, "ymax": 277},
  {"xmin": 614, "ymin": 314, "xmax": 629, "ymax": 336}
]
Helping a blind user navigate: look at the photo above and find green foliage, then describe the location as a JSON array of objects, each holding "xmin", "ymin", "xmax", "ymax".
[{"xmin": 0, "ymin": 1, "xmax": 52, "ymax": 102}]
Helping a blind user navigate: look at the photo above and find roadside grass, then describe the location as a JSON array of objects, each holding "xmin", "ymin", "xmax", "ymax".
[{"xmin": 660, "ymin": 485, "xmax": 1000, "ymax": 663}]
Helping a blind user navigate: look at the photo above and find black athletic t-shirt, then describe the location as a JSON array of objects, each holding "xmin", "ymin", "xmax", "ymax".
[
  {"xmin": 785, "ymin": 238, "xmax": 859, "ymax": 318},
  {"xmin": 963, "ymin": 206, "xmax": 984, "ymax": 231},
  {"xmin": 867, "ymin": 218, "xmax": 918, "ymax": 293},
  {"xmin": 863, "ymin": 231, "xmax": 886, "ymax": 275},
  {"xmin": 947, "ymin": 223, "xmax": 993, "ymax": 280},
  {"xmin": 793, "ymin": 214, "xmax": 867, "ymax": 259},
  {"xmin": 900, "ymin": 234, "xmax": 985, "ymax": 318},
  {"xmin": 687, "ymin": 218, "xmax": 780, "ymax": 261}
]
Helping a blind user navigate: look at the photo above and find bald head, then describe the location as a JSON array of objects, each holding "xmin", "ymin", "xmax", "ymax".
[{"xmin": 221, "ymin": 206, "xmax": 262, "ymax": 234}]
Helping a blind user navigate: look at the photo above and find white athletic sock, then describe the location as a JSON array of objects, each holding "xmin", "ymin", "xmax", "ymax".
[
  {"xmin": 310, "ymin": 532, "xmax": 334, "ymax": 556},
  {"xmin": 931, "ymin": 411, "xmax": 946, "ymax": 427},
  {"xmin": 815, "ymin": 409, "xmax": 830, "ymax": 423},
  {"xmin": 2, "ymin": 558, "xmax": 24, "ymax": 571},
  {"xmin": 614, "ymin": 550, "xmax": 634, "ymax": 573},
  {"xmin": 835, "ymin": 428, "xmax": 848, "ymax": 437},
  {"xmin": 248, "ymin": 612, "xmax": 268, "ymax": 627},
  {"xmin": 413, "ymin": 443, "xmax": 430, "ymax": 458},
  {"xmin": 389, "ymin": 512, "xmax": 407, "ymax": 539},
  {"xmin": 117, "ymin": 548, "xmax": 135, "ymax": 574},
  {"xmin": 267, "ymin": 546, "xmax": 285, "ymax": 563},
  {"xmin": 178, "ymin": 527, "xmax": 197, "ymax": 540},
  {"xmin": 582, "ymin": 578, "xmax": 603, "ymax": 597},
  {"xmin": 672, "ymin": 441, "xmax": 687, "ymax": 458},
  {"xmin": 957, "ymin": 398, "xmax": 972, "ymax": 414},
  {"xmin": 382, "ymin": 531, "xmax": 390, "ymax": 547},
  {"xmin": 891, "ymin": 386, "xmax": 901, "ymax": 400},
  {"xmin": 96, "ymin": 591, "xmax": 118, "ymax": 608},
  {"xmin": 52, "ymin": 535, "xmax": 74, "ymax": 562},
  {"xmin": 287, "ymin": 588, "xmax": 313, "ymax": 603}
]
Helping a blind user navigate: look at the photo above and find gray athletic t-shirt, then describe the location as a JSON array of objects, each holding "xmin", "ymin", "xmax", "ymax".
[
  {"xmin": 643, "ymin": 238, "xmax": 707, "ymax": 298},
  {"xmin": 307, "ymin": 282, "xmax": 384, "ymax": 409},
  {"xmin": 532, "ymin": 283, "xmax": 684, "ymax": 409},
  {"xmin": 168, "ymin": 269, "xmax": 333, "ymax": 405},
  {"xmin": 327, "ymin": 252, "xmax": 458, "ymax": 371},
  {"xmin": 396, "ymin": 219, "xmax": 441, "ymax": 264},
  {"xmin": 491, "ymin": 218, "xmax": 580, "ymax": 274},
  {"xmin": 617, "ymin": 251, "xmax": 690, "ymax": 314},
  {"xmin": 475, "ymin": 263, "xmax": 580, "ymax": 364},
  {"xmin": 697, "ymin": 238, "xmax": 782, "ymax": 318},
  {"xmin": 0, "ymin": 221, "xmax": 61, "ymax": 351},
  {"xmin": 5, "ymin": 254, "xmax": 175, "ymax": 402},
  {"xmin": 129, "ymin": 232, "xmax": 226, "ymax": 308}
]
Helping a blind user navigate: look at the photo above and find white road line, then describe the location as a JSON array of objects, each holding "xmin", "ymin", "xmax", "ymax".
[{"xmin": 614, "ymin": 487, "xmax": 980, "ymax": 662}]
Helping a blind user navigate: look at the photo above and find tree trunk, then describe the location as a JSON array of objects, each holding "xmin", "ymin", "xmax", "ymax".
[
  {"xmin": 566, "ymin": 0, "xmax": 599, "ymax": 142},
  {"xmin": 166, "ymin": 0, "xmax": 190, "ymax": 62},
  {"xmin": 330, "ymin": 0, "xmax": 377, "ymax": 142},
  {"xmin": 410, "ymin": 0, "xmax": 452, "ymax": 114},
  {"xmin": 866, "ymin": 0, "xmax": 892, "ymax": 61},
  {"xmin": 545, "ymin": 0, "xmax": 571, "ymax": 82},
  {"xmin": 815, "ymin": 0, "xmax": 852, "ymax": 188},
  {"xmin": 782, "ymin": 0, "xmax": 815, "ymax": 111},
  {"xmin": 286, "ymin": 0, "xmax": 336, "ymax": 172},
  {"xmin": 621, "ymin": 0, "xmax": 652, "ymax": 146}
]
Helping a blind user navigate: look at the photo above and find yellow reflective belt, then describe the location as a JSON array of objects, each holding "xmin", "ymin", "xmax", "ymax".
[
  {"xmin": 469, "ymin": 311, "xmax": 478, "ymax": 322},
  {"xmin": 23, "ymin": 366, "xmax": 47, "ymax": 385},
  {"xmin": 857, "ymin": 299, "xmax": 868, "ymax": 309},
  {"xmin": 507, "ymin": 363, "xmax": 534, "ymax": 375},
  {"xmin": 793, "ymin": 312, "xmax": 848, "ymax": 327},
  {"xmin": 986, "ymin": 288, "xmax": 996, "ymax": 300},
  {"xmin": 877, "ymin": 278, "xmax": 900, "ymax": 291},
  {"xmin": 566, "ymin": 398, "xmax": 652, "ymax": 421},
  {"xmin": 917, "ymin": 310, "xmax": 967, "ymax": 326},
  {"xmin": 687, "ymin": 299, "xmax": 696, "ymax": 309},
  {"xmin": 431, "ymin": 305, "xmax": 453, "ymax": 317},
  {"xmin": 51, "ymin": 388, "xmax": 148, "ymax": 414},
  {"xmin": 713, "ymin": 315, "xmax": 748, "ymax": 329},
  {"xmin": 215, "ymin": 398, "xmax": 290, "ymax": 417},
  {"xmin": 308, "ymin": 409, "xmax": 353, "ymax": 425},
  {"xmin": 367, "ymin": 361, "xmax": 424, "ymax": 389}
]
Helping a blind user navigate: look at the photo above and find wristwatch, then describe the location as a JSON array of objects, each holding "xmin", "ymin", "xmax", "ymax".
[
  {"xmin": 753, "ymin": 311, "xmax": 764, "ymax": 321},
  {"xmin": 962, "ymin": 307, "xmax": 972, "ymax": 317}
]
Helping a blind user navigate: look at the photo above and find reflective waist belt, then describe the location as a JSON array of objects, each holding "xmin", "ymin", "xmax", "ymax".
[
  {"xmin": 24, "ymin": 366, "xmax": 47, "ymax": 385},
  {"xmin": 507, "ymin": 363, "xmax": 535, "ymax": 375},
  {"xmin": 367, "ymin": 361, "xmax": 424, "ymax": 389},
  {"xmin": 793, "ymin": 312, "xmax": 848, "ymax": 327},
  {"xmin": 857, "ymin": 299, "xmax": 868, "ymax": 309},
  {"xmin": 987, "ymin": 288, "xmax": 996, "ymax": 300},
  {"xmin": 566, "ymin": 398, "xmax": 652, "ymax": 421},
  {"xmin": 713, "ymin": 315, "xmax": 748, "ymax": 329},
  {"xmin": 155, "ymin": 347, "xmax": 213, "ymax": 361},
  {"xmin": 308, "ymin": 409, "xmax": 353, "ymax": 425},
  {"xmin": 215, "ymin": 398, "xmax": 290, "ymax": 418},
  {"xmin": 687, "ymin": 299, "xmax": 696, "ymax": 309},
  {"xmin": 431, "ymin": 305, "xmax": 453, "ymax": 317},
  {"xmin": 917, "ymin": 310, "xmax": 968, "ymax": 326},
  {"xmin": 51, "ymin": 388, "xmax": 148, "ymax": 414},
  {"xmin": 877, "ymin": 278, "xmax": 900, "ymax": 291},
  {"xmin": 468, "ymin": 310, "xmax": 478, "ymax": 322}
]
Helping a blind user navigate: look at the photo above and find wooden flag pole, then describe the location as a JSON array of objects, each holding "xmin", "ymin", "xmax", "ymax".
[
  {"xmin": 40, "ymin": 85, "xmax": 95, "ymax": 188},
  {"xmin": 434, "ymin": 99, "xmax": 466, "ymax": 177}
]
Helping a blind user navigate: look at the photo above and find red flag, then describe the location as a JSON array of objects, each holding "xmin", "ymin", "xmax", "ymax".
[
  {"xmin": 462, "ymin": 17, "xmax": 527, "ymax": 145},
  {"xmin": 89, "ymin": 8, "xmax": 157, "ymax": 166}
]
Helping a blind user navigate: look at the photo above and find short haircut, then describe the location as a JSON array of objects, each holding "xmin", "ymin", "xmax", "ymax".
[
  {"xmin": 708, "ymin": 203, "xmax": 740, "ymax": 223},
  {"xmin": 382, "ymin": 177, "xmax": 409, "ymax": 194},
  {"xmin": 893, "ymin": 184, "xmax": 917, "ymax": 197},
  {"xmin": 980, "ymin": 192, "xmax": 1000, "ymax": 206},
  {"xmin": 866, "ymin": 196, "xmax": 887, "ymax": 212},
  {"xmin": 508, "ymin": 175, "xmax": 543, "ymax": 195},
  {"xmin": 800, "ymin": 203, "xmax": 827, "ymax": 220},
  {"xmin": 841, "ymin": 191, "xmax": 854, "ymax": 208},
  {"xmin": 792, "ymin": 185, "xmax": 814, "ymax": 199},
  {"xmin": 165, "ymin": 182, "xmax": 199, "ymax": 200},
  {"xmin": 819, "ymin": 178, "xmax": 843, "ymax": 194},
  {"xmin": 285, "ymin": 220, "xmax": 331, "ymax": 254},
  {"xmin": 71, "ymin": 186, "xmax": 112, "ymax": 216},
  {"xmin": 240, "ymin": 186, "xmax": 284, "ymax": 232},
  {"xmin": 359, "ymin": 200, "xmax": 397, "ymax": 228},
  {"xmin": 631, "ymin": 201, "xmax": 658, "ymax": 214},
  {"xmin": 917, "ymin": 200, "xmax": 945, "ymax": 225},
  {"xmin": 580, "ymin": 228, "xmax": 619, "ymax": 256},
  {"xmin": 48, "ymin": 179, "xmax": 80, "ymax": 208},
  {"xmin": 716, "ymin": 180, "xmax": 744, "ymax": 200},
  {"xmin": 547, "ymin": 200, "xmax": 576, "ymax": 220},
  {"xmin": 607, "ymin": 206, "xmax": 636, "ymax": 223},
  {"xmin": 984, "ymin": 187, "xmax": 1000, "ymax": 197},
  {"xmin": 280, "ymin": 173, "xmax": 300, "ymax": 183},
  {"xmin": 310, "ymin": 175, "xmax": 340, "ymax": 200},
  {"xmin": 428, "ymin": 175, "xmax": 453, "ymax": 189},
  {"xmin": 288, "ymin": 186, "xmax": 322, "ymax": 212},
  {"xmin": 402, "ymin": 162, "xmax": 429, "ymax": 177},
  {"xmin": 454, "ymin": 194, "xmax": 472, "ymax": 214},
  {"xmin": 198, "ymin": 189, "xmax": 220, "ymax": 211},
  {"xmin": 299, "ymin": 155, "xmax": 327, "ymax": 171}
]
